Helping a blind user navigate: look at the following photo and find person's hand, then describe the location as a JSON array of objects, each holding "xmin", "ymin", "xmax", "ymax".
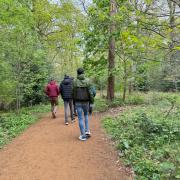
[
  {"xmin": 89, "ymin": 106, "xmax": 92, "ymax": 115},
  {"xmin": 89, "ymin": 104, "xmax": 94, "ymax": 115}
]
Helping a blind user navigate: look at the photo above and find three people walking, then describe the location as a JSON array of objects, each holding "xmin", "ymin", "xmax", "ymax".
[{"xmin": 45, "ymin": 68, "xmax": 95, "ymax": 141}]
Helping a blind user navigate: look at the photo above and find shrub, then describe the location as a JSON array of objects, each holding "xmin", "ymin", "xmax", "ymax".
[
  {"xmin": 0, "ymin": 104, "xmax": 49, "ymax": 148},
  {"xmin": 103, "ymin": 104, "xmax": 180, "ymax": 179},
  {"xmin": 109, "ymin": 98, "xmax": 125, "ymax": 107},
  {"xmin": 125, "ymin": 95, "xmax": 145, "ymax": 105},
  {"xmin": 94, "ymin": 98, "xmax": 108, "ymax": 112}
]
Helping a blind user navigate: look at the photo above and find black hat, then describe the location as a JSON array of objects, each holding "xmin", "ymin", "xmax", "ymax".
[
  {"xmin": 64, "ymin": 74, "xmax": 69, "ymax": 78},
  {"xmin": 77, "ymin": 68, "xmax": 84, "ymax": 75}
]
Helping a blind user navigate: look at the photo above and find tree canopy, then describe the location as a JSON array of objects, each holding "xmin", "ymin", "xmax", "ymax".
[{"xmin": 0, "ymin": 0, "xmax": 179, "ymax": 110}]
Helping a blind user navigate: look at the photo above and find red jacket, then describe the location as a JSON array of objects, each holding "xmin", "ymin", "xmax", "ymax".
[{"xmin": 45, "ymin": 80, "xmax": 60, "ymax": 97}]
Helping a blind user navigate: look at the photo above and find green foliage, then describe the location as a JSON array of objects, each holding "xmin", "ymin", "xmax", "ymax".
[
  {"xmin": 0, "ymin": 104, "xmax": 50, "ymax": 148},
  {"xmin": 135, "ymin": 64, "xmax": 150, "ymax": 92},
  {"xmin": 109, "ymin": 98, "xmax": 125, "ymax": 107},
  {"xmin": 94, "ymin": 94, "xmax": 145, "ymax": 112},
  {"xmin": 103, "ymin": 93, "xmax": 180, "ymax": 179},
  {"xmin": 83, "ymin": 0, "xmax": 180, "ymax": 99},
  {"xmin": 0, "ymin": 0, "xmax": 50, "ymax": 108},
  {"xmin": 94, "ymin": 98, "xmax": 109, "ymax": 112},
  {"xmin": 125, "ymin": 94, "xmax": 145, "ymax": 105},
  {"xmin": 0, "ymin": 0, "xmax": 85, "ymax": 109},
  {"xmin": 0, "ymin": 60, "xmax": 16, "ymax": 104}
]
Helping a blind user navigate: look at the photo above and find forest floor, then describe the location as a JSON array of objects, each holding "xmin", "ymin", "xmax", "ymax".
[{"xmin": 0, "ymin": 108, "xmax": 133, "ymax": 180}]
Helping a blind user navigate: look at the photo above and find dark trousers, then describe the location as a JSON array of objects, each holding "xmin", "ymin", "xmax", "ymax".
[
  {"xmin": 64, "ymin": 100, "xmax": 74, "ymax": 123},
  {"xmin": 73, "ymin": 99, "xmax": 77, "ymax": 115}
]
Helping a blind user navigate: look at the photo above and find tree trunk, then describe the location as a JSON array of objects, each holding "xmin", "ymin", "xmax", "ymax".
[
  {"xmin": 128, "ymin": 81, "xmax": 132, "ymax": 95},
  {"xmin": 123, "ymin": 80, "xmax": 127, "ymax": 102},
  {"xmin": 128, "ymin": 64, "xmax": 133, "ymax": 95},
  {"xmin": 107, "ymin": 0, "xmax": 117, "ymax": 101},
  {"xmin": 169, "ymin": 0, "xmax": 180, "ymax": 7},
  {"xmin": 16, "ymin": 86, "xmax": 20, "ymax": 113},
  {"xmin": 167, "ymin": 0, "xmax": 177, "ymax": 91},
  {"xmin": 123, "ymin": 60, "xmax": 127, "ymax": 102},
  {"xmin": 168, "ymin": 0, "xmax": 176, "ymax": 52}
]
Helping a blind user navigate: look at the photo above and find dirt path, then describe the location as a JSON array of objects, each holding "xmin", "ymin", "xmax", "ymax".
[{"xmin": 0, "ymin": 108, "xmax": 132, "ymax": 180}]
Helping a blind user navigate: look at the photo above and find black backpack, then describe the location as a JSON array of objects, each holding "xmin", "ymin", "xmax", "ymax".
[{"xmin": 75, "ymin": 87, "xmax": 90, "ymax": 101}]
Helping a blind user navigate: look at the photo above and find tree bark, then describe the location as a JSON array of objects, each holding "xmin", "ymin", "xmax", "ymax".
[
  {"xmin": 107, "ymin": 0, "xmax": 117, "ymax": 101},
  {"xmin": 167, "ymin": 0, "xmax": 178, "ymax": 91},
  {"xmin": 169, "ymin": 0, "xmax": 180, "ymax": 7},
  {"xmin": 123, "ymin": 60, "xmax": 127, "ymax": 102}
]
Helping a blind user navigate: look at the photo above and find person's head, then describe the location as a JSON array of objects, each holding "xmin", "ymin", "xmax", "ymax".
[
  {"xmin": 64, "ymin": 74, "xmax": 69, "ymax": 78},
  {"xmin": 77, "ymin": 68, "xmax": 84, "ymax": 75},
  {"xmin": 49, "ymin": 77, "xmax": 56, "ymax": 84},
  {"xmin": 49, "ymin": 77, "xmax": 54, "ymax": 83}
]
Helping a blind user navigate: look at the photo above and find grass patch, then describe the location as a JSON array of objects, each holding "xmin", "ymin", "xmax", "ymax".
[
  {"xmin": 102, "ymin": 92, "xmax": 180, "ymax": 179},
  {"xmin": 94, "ymin": 93, "xmax": 145, "ymax": 112},
  {"xmin": 94, "ymin": 98, "xmax": 109, "ymax": 112},
  {"xmin": 95, "ymin": 92, "xmax": 180, "ymax": 112},
  {"xmin": 0, "ymin": 104, "xmax": 50, "ymax": 148}
]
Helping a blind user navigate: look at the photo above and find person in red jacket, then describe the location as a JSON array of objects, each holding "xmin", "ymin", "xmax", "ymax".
[{"xmin": 45, "ymin": 78, "xmax": 60, "ymax": 118}]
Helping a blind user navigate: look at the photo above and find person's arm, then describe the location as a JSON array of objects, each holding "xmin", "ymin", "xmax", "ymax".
[
  {"xmin": 59, "ymin": 83, "xmax": 63, "ymax": 98},
  {"xmin": 44, "ymin": 85, "xmax": 49, "ymax": 96},
  {"xmin": 92, "ymin": 86, "xmax": 96, "ymax": 97},
  {"xmin": 72, "ymin": 80, "xmax": 77, "ymax": 101},
  {"xmin": 88, "ymin": 84, "xmax": 94, "ymax": 104},
  {"xmin": 56, "ymin": 85, "xmax": 60, "ymax": 96}
]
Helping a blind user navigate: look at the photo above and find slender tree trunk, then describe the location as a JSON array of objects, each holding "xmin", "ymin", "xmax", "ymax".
[
  {"xmin": 100, "ymin": 81, "xmax": 103, "ymax": 98},
  {"xmin": 16, "ymin": 86, "xmax": 20, "ymax": 113},
  {"xmin": 128, "ymin": 64, "xmax": 133, "ymax": 95},
  {"xmin": 107, "ymin": 0, "xmax": 117, "ymax": 101},
  {"xmin": 168, "ymin": 0, "xmax": 175, "ymax": 52},
  {"xmin": 123, "ymin": 60, "xmax": 127, "ymax": 102},
  {"xmin": 128, "ymin": 81, "xmax": 132, "ymax": 95},
  {"xmin": 169, "ymin": 0, "xmax": 180, "ymax": 8},
  {"xmin": 16, "ymin": 61, "xmax": 21, "ymax": 113},
  {"xmin": 167, "ymin": 0, "xmax": 177, "ymax": 91},
  {"xmin": 123, "ymin": 80, "xmax": 127, "ymax": 101}
]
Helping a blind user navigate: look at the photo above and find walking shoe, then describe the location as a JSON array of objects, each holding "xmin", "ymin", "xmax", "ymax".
[
  {"xmin": 71, "ymin": 119, "xmax": 75, "ymax": 123},
  {"xmin": 71, "ymin": 117, "xmax": 75, "ymax": 123},
  {"xmin": 78, "ymin": 135, "xmax": 87, "ymax": 141},
  {"xmin": 65, "ymin": 122, "xmax": 69, "ymax": 125},
  {"xmin": 85, "ymin": 131, "xmax": 91, "ymax": 137},
  {"xmin": 52, "ymin": 112, "xmax": 56, "ymax": 118}
]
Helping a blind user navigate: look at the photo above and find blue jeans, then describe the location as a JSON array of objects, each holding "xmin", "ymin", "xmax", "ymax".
[{"xmin": 76, "ymin": 102, "xmax": 89, "ymax": 135}]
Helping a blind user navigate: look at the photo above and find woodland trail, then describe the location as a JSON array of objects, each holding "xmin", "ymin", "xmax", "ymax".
[{"xmin": 0, "ymin": 108, "xmax": 132, "ymax": 180}]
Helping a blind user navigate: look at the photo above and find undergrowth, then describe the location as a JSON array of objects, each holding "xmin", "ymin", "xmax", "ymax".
[
  {"xmin": 102, "ymin": 92, "xmax": 180, "ymax": 179},
  {"xmin": 0, "ymin": 104, "xmax": 50, "ymax": 148}
]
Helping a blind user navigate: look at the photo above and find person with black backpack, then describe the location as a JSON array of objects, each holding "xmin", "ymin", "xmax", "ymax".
[
  {"xmin": 73, "ymin": 68, "xmax": 94, "ymax": 141},
  {"xmin": 59, "ymin": 75, "xmax": 75, "ymax": 125}
]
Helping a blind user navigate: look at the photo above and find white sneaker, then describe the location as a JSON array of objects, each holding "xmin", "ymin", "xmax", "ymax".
[
  {"xmin": 65, "ymin": 122, "xmax": 69, "ymax": 125},
  {"xmin": 78, "ymin": 135, "xmax": 87, "ymax": 141},
  {"xmin": 85, "ymin": 131, "xmax": 91, "ymax": 137}
]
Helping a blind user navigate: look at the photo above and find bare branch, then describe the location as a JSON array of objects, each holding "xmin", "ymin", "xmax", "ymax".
[
  {"xmin": 169, "ymin": 0, "xmax": 180, "ymax": 7},
  {"xmin": 79, "ymin": 0, "xmax": 88, "ymax": 14}
]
